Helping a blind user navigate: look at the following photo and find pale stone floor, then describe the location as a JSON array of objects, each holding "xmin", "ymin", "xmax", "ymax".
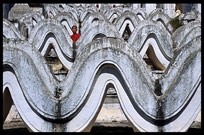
[{"xmin": 3, "ymin": 104, "xmax": 201, "ymax": 132}]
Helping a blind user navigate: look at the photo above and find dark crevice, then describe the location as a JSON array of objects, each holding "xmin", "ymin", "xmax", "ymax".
[
  {"xmin": 154, "ymin": 79, "xmax": 162, "ymax": 96},
  {"xmin": 122, "ymin": 23, "xmax": 131, "ymax": 41}
]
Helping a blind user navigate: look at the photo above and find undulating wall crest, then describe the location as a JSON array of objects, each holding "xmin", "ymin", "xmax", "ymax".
[
  {"xmin": 3, "ymin": 19, "xmax": 25, "ymax": 40},
  {"xmin": 3, "ymin": 4, "xmax": 201, "ymax": 132},
  {"xmin": 53, "ymin": 12, "xmax": 79, "ymax": 35}
]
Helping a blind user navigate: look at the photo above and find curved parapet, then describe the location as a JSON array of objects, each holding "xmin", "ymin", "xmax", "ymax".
[
  {"xmin": 179, "ymin": 11, "xmax": 201, "ymax": 23},
  {"xmin": 77, "ymin": 21, "xmax": 120, "ymax": 51},
  {"xmin": 159, "ymin": 35, "xmax": 201, "ymax": 131},
  {"xmin": 44, "ymin": 4, "xmax": 59, "ymax": 18},
  {"xmin": 67, "ymin": 35, "xmax": 200, "ymax": 132},
  {"xmin": 132, "ymin": 8, "xmax": 147, "ymax": 21},
  {"xmin": 148, "ymin": 9, "xmax": 173, "ymax": 34},
  {"xmin": 80, "ymin": 8, "xmax": 97, "ymax": 23},
  {"xmin": 104, "ymin": 8, "xmax": 122, "ymax": 23},
  {"xmin": 66, "ymin": 8, "xmax": 80, "ymax": 22},
  {"xmin": 3, "ymin": 35, "xmax": 201, "ymax": 132},
  {"xmin": 56, "ymin": 4, "xmax": 80, "ymax": 22},
  {"xmin": 3, "ymin": 37, "xmax": 153, "ymax": 131},
  {"xmin": 53, "ymin": 12, "xmax": 79, "ymax": 35},
  {"xmin": 113, "ymin": 11, "xmax": 141, "ymax": 37},
  {"xmin": 3, "ymin": 37, "xmax": 155, "ymax": 131},
  {"xmin": 40, "ymin": 33, "xmax": 74, "ymax": 70},
  {"xmin": 28, "ymin": 18, "xmax": 73, "ymax": 58},
  {"xmin": 172, "ymin": 20, "xmax": 201, "ymax": 50},
  {"xmin": 18, "ymin": 12, "xmax": 45, "ymax": 36},
  {"xmin": 3, "ymin": 40, "xmax": 59, "ymax": 122},
  {"xmin": 59, "ymin": 38, "xmax": 157, "ymax": 129},
  {"xmin": 128, "ymin": 20, "xmax": 173, "ymax": 69},
  {"xmin": 81, "ymin": 11, "xmax": 109, "ymax": 28},
  {"xmin": 54, "ymin": 4, "xmax": 67, "ymax": 12},
  {"xmin": 28, "ymin": 18, "xmax": 74, "ymax": 69},
  {"xmin": 3, "ymin": 19, "xmax": 25, "ymax": 40},
  {"xmin": 3, "ymin": 4, "xmax": 201, "ymax": 132},
  {"xmin": 19, "ymin": 12, "xmax": 44, "ymax": 25},
  {"xmin": 44, "ymin": 4, "xmax": 58, "ymax": 18}
]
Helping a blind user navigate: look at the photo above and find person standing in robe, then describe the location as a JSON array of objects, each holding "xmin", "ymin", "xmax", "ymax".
[{"xmin": 71, "ymin": 25, "xmax": 80, "ymax": 43}]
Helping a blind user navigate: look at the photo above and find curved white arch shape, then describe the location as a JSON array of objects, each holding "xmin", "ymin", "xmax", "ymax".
[
  {"xmin": 105, "ymin": 8, "xmax": 122, "ymax": 21},
  {"xmin": 19, "ymin": 12, "xmax": 44, "ymax": 25},
  {"xmin": 137, "ymin": 14, "xmax": 144, "ymax": 21},
  {"xmin": 46, "ymin": 5, "xmax": 58, "ymax": 18},
  {"xmin": 147, "ymin": 9, "xmax": 174, "ymax": 34},
  {"xmin": 28, "ymin": 19, "xmax": 74, "ymax": 60},
  {"xmin": 3, "ymin": 71, "xmax": 52, "ymax": 132},
  {"xmin": 132, "ymin": 8, "xmax": 147, "ymax": 20},
  {"xmin": 66, "ymin": 9, "xmax": 79, "ymax": 22},
  {"xmin": 3, "ymin": 35, "xmax": 200, "ymax": 132},
  {"xmin": 4, "ymin": 64, "xmax": 153, "ymax": 132},
  {"xmin": 139, "ymin": 38, "xmax": 170, "ymax": 68},
  {"xmin": 3, "ymin": 19, "xmax": 25, "ymax": 40},
  {"xmin": 61, "ymin": 20, "xmax": 72, "ymax": 36},
  {"xmin": 53, "ymin": 12, "xmax": 79, "ymax": 34},
  {"xmin": 128, "ymin": 20, "xmax": 173, "ymax": 60},
  {"xmin": 81, "ymin": 12, "xmax": 109, "ymax": 29},
  {"xmin": 41, "ymin": 37, "xmax": 73, "ymax": 69},
  {"xmin": 119, "ymin": 19, "xmax": 134, "ymax": 37},
  {"xmin": 63, "ymin": 68, "xmax": 158, "ymax": 132},
  {"xmin": 109, "ymin": 13, "xmax": 118, "ymax": 23},
  {"xmin": 77, "ymin": 22, "xmax": 120, "ymax": 50},
  {"xmin": 172, "ymin": 21, "xmax": 201, "ymax": 48},
  {"xmin": 176, "ymin": 27, "xmax": 201, "ymax": 51},
  {"xmin": 32, "ymin": 18, "xmax": 37, "ymax": 26},
  {"xmin": 80, "ymin": 9, "xmax": 95, "ymax": 23},
  {"xmin": 3, "ymin": 61, "xmax": 200, "ymax": 132}
]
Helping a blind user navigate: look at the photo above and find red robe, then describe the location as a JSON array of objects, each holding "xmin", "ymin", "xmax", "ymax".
[{"xmin": 71, "ymin": 33, "xmax": 80, "ymax": 43}]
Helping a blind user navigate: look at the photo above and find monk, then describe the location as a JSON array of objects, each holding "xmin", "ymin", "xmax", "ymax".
[{"xmin": 71, "ymin": 25, "xmax": 80, "ymax": 43}]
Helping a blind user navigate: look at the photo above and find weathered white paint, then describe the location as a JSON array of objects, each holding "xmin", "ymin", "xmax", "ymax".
[
  {"xmin": 119, "ymin": 19, "xmax": 134, "ymax": 37},
  {"xmin": 3, "ymin": 19, "xmax": 25, "ymax": 40},
  {"xmin": 3, "ymin": 71, "xmax": 52, "ymax": 132},
  {"xmin": 61, "ymin": 20, "xmax": 72, "ymax": 35},
  {"xmin": 109, "ymin": 13, "xmax": 118, "ymax": 23},
  {"xmin": 3, "ymin": 4, "xmax": 201, "ymax": 132},
  {"xmin": 139, "ymin": 38, "xmax": 170, "ymax": 68},
  {"xmin": 137, "ymin": 14, "xmax": 144, "ymax": 21},
  {"xmin": 32, "ymin": 19, "xmax": 37, "ymax": 26},
  {"xmin": 41, "ymin": 37, "xmax": 73, "ymax": 70}
]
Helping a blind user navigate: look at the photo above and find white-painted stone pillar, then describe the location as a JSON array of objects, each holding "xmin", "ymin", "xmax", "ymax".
[{"xmin": 145, "ymin": 4, "xmax": 156, "ymax": 16}]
